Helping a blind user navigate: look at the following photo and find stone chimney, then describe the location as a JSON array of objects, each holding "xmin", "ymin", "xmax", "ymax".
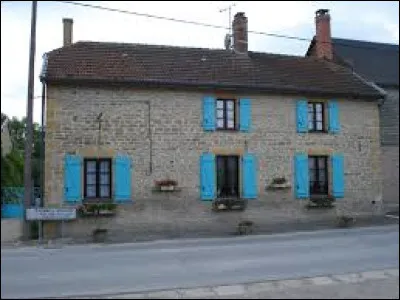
[
  {"xmin": 63, "ymin": 18, "xmax": 73, "ymax": 46},
  {"xmin": 232, "ymin": 12, "xmax": 248, "ymax": 54},
  {"xmin": 315, "ymin": 9, "xmax": 332, "ymax": 60}
]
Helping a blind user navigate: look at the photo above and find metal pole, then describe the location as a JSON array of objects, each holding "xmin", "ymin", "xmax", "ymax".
[{"xmin": 23, "ymin": 0, "xmax": 37, "ymax": 240}]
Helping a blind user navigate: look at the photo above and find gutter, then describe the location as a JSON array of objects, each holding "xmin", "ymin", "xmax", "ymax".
[{"xmin": 351, "ymin": 71, "xmax": 387, "ymax": 106}]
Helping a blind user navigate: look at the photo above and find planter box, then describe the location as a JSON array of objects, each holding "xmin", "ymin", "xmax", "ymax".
[
  {"xmin": 267, "ymin": 183, "xmax": 291, "ymax": 190},
  {"xmin": 160, "ymin": 185, "xmax": 175, "ymax": 191}
]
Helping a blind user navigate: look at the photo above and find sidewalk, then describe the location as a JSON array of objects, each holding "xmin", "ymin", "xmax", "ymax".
[
  {"xmin": 64, "ymin": 269, "xmax": 399, "ymax": 299},
  {"xmin": 1, "ymin": 213, "xmax": 398, "ymax": 249}
]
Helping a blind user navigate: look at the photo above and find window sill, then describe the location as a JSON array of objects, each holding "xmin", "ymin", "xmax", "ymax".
[
  {"xmin": 216, "ymin": 129, "xmax": 239, "ymax": 132},
  {"xmin": 82, "ymin": 198, "xmax": 114, "ymax": 204},
  {"xmin": 308, "ymin": 130, "xmax": 328, "ymax": 134}
]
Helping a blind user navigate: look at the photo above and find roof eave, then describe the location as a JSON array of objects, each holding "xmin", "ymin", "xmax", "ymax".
[{"xmin": 42, "ymin": 76, "xmax": 382, "ymax": 100}]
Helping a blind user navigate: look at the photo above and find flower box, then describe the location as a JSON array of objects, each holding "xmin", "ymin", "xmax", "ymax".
[{"xmin": 160, "ymin": 185, "xmax": 175, "ymax": 191}]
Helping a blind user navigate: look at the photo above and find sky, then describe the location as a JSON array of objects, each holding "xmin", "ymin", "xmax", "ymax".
[{"xmin": 1, "ymin": 1, "xmax": 399, "ymax": 123}]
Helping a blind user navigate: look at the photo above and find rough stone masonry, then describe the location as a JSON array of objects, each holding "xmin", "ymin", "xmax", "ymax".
[{"xmin": 43, "ymin": 86, "xmax": 383, "ymax": 240}]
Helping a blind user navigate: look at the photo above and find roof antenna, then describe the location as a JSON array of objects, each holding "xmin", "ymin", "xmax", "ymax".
[{"xmin": 219, "ymin": 2, "xmax": 236, "ymax": 50}]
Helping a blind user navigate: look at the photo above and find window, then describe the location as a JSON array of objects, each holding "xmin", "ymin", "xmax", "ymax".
[
  {"xmin": 216, "ymin": 99, "xmax": 236, "ymax": 130},
  {"xmin": 84, "ymin": 158, "xmax": 112, "ymax": 199},
  {"xmin": 308, "ymin": 102, "xmax": 325, "ymax": 132},
  {"xmin": 309, "ymin": 156, "xmax": 328, "ymax": 195}
]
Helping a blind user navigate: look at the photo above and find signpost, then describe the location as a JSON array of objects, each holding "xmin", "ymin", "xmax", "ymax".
[
  {"xmin": 26, "ymin": 208, "xmax": 76, "ymax": 245},
  {"xmin": 26, "ymin": 208, "xmax": 76, "ymax": 221}
]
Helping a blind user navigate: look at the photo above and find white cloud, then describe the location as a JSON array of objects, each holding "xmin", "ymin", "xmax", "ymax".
[{"xmin": 1, "ymin": 1, "xmax": 398, "ymax": 123}]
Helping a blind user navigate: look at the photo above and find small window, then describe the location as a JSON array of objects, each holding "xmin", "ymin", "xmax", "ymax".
[
  {"xmin": 308, "ymin": 102, "xmax": 325, "ymax": 132},
  {"xmin": 84, "ymin": 158, "xmax": 112, "ymax": 199},
  {"xmin": 309, "ymin": 156, "xmax": 328, "ymax": 195},
  {"xmin": 216, "ymin": 99, "xmax": 236, "ymax": 130}
]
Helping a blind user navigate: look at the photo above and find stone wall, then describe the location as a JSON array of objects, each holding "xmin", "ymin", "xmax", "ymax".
[
  {"xmin": 44, "ymin": 85, "xmax": 383, "ymax": 240},
  {"xmin": 379, "ymin": 87, "xmax": 399, "ymax": 211}
]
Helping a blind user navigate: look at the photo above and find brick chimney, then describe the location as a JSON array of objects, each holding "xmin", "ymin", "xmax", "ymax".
[
  {"xmin": 232, "ymin": 12, "xmax": 248, "ymax": 54},
  {"xmin": 315, "ymin": 9, "xmax": 332, "ymax": 60},
  {"xmin": 63, "ymin": 18, "xmax": 73, "ymax": 46}
]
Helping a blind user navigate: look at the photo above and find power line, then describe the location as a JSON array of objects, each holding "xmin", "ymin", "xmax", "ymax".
[{"xmin": 57, "ymin": 1, "xmax": 398, "ymax": 52}]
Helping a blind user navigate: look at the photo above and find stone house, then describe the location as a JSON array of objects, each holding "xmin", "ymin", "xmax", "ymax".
[
  {"xmin": 40, "ymin": 11, "xmax": 384, "ymax": 241},
  {"xmin": 306, "ymin": 9, "xmax": 399, "ymax": 212}
]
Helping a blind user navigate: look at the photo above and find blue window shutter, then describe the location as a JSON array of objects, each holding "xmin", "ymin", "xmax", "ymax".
[
  {"xmin": 114, "ymin": 155, "xmax": 132, "ymax": 203},
  {"xmin": 203, "ymin": 96, "xmax": 216, "ymax": 131},
  {"xmin": 200, "ymin": 153, "xmax": 215, "ymax": 200},
  {"xmin": 331, "ymin": 153, "xmax": 345, "ymax": 198},
  {"xmin": 296, "ymin": 100, "xmax": 308, "ymax": 133},
  {"xmin": 64, "ymin": 154, "xmax": 82, "ymax": 203},
  {"xmin": 243, "ymin": 153, "xmax": 257, "ymax": 199},
  {"xmin": 328, "ymin": 100, "xmax": 340, "ymax": 134},
  {"xmin": 294, "ymin": 153, "xmax": 309, "ymax": 198},
  {"xmin": 239, "ymin": 98, "xmax": 251, "ymax": 132}
]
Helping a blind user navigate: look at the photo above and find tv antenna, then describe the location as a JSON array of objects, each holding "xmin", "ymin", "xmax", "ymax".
[{"xmin": 219, "ymin": 2, "xmax": 236, "ymax": 50}]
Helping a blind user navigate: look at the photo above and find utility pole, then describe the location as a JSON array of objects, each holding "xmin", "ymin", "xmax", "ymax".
[{"xmin": 23, "ymin": 0, "xmax": 37, "ymax": 240}]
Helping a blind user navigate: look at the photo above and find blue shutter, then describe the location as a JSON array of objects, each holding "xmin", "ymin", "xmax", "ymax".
[
  {"xmin": 328, "ymin": 100, "xmax": 340, "ymax": 134},
  {"xmin": 200, "ymin": 153, "xmax": 215, "ymax": 200},
  {"xmin": 203, "ymin": 96, "xmax": 216, "ymax": 131},
  {"xmin": 294, "ymin": 153, "xmax": 309, "ymax": 198},
  {"xmin": 239, "ymin": 98, "xmax": 251, "ymax": 132},
  {"xmin": 331, "ymin": 153, "xmax": 345, "ymax": 198},
  {"xmin": 64, "ymin": 154, "xmax": 82, "ymax": 203},
  {"xmin": 296, "ymin": 100, "xmax": 308, "ymax": 133},
  {"xmin": 114, "ymin": 155, "xmax": 132, "ymax": 203},
  {"xmin": 243, "ymin": 153, "xmax": 257, "ymax": 199}
]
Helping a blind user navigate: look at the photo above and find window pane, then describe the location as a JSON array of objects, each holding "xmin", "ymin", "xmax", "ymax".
[
  {"xmin": 316, "ymin": 112, "xmax": 323, "ymax": 121},
  {"xmin": 319, "ymin": 172, "xmax": 326, "ymax": 183},
  {"xmin": 318, "ymin": 157, "xmax": 326, "ymax": 169},
  {"xmin": 308, "ymin": 111, "xmax": 314, "ymax": 122},
  {"xmin": 86, "ymin": 161, "xmax": 96, "ymax": 173},
  {"xmin": 227, "ymin": 111, "xmax": 234, "ymax": 120},
  {"xmin": 227, "ymin": 101, "xmax": 234, "ymax": 110},
  {"xmin": 227, "ymin": 120, "xmax": 234, "ymax": 129},
  {"xmin": 86, "ymin": 185, "xmax": 96, "ymax": 197},
  {"xmin": 316, "ymin": 103, "xmax": 323, "ymax": 113},
  {"xmin": 86, "ymin": 173, "xmax": 96, "ymax": 185},
  {"xmin": 217, "ymin": 110, "xmax": 224, "ymax": 118},
  {"xmin": 308, "ymin": 158, "xmax": 315, "ymax": 169},
  {"xmin": 309, "ymin": 170, "xmax": 316, "ymax": 181},
  {"xmin": 100, "ymin": 185, "xmax": 110, "ymax": 198},
  {"xmin": 308, "ymin": 103, "xmax": 313, "ymax": 111},
  {"xmin": 308, "ymin": 120, "xmax": 314, "ymax": 130},
  {"xmin": 316, "ymin": 122, "xmax": 323, "ymax": 131},
  {"xmin": 100, "ymin": 160, "xmax": 110, "ymax": 173},
  {"xmin": 217, "ymin": 119, "xmax": 224, "ymax": 128},
  {"xmin": 217, "ymin": 100, "xmax": 224, "ymax": 109},
  {"xmin": 100, "ymin": 173, "xmax": 109, "ymax": 185}
]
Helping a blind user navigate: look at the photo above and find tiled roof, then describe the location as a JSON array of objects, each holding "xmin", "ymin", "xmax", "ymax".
[
  {"xmin": 44, "ymin": 41, "xmax": 383, "ymax": 99},
  {"xmin": 331, "ymin": 38, "xmax": 399, "ymax": 87}
]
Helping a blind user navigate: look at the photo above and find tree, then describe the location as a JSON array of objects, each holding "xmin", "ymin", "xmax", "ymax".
[{"xmin": 1, "ymin": 113, "xmax": 42, "ymax": 187}]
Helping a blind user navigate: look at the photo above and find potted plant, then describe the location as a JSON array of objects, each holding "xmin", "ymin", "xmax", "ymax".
[
  {"xmin": 268, "ymin": 177, "xmax": 291, "ymax": 190},
  {"xmin": 154, "ymin": 179, "xmax": 178, "ymax": 191},
  {"xmin": 77, "ymin": 202, "xmax": 117, "ymax": 243}
]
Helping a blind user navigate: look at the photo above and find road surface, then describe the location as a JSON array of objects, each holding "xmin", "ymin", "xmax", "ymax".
[{"xmin": 1, "ymin": 225, "xmax": 399, "ymax": 299}]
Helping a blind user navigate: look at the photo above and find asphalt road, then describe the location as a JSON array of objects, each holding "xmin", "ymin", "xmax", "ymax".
[{"xmin": 1, "ymin": 225, "xmax": 399, "ymax": 299}]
